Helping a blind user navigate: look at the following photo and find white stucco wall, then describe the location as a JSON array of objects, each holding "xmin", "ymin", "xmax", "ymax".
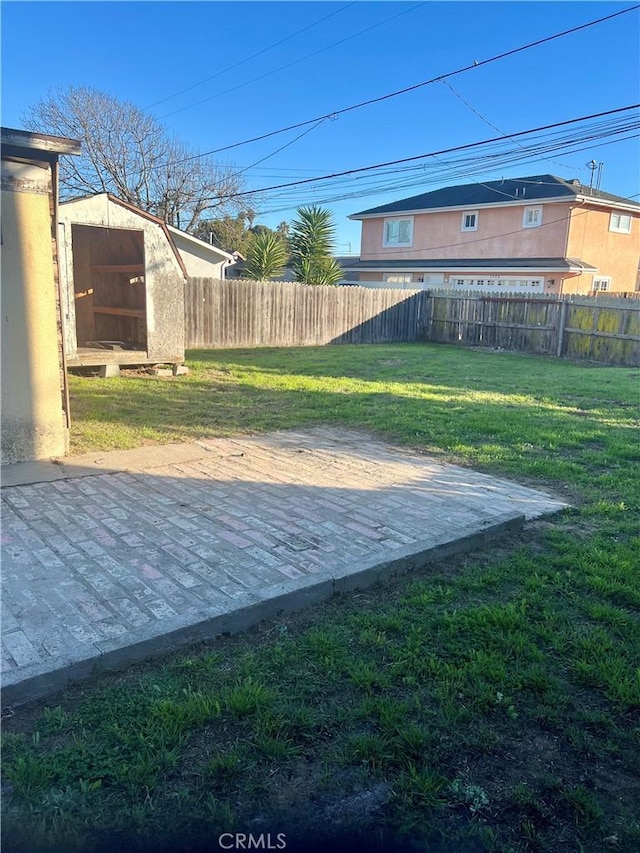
[{"xmin": 168, "ymin": 228, "xmax": 232, "ymax": 279}]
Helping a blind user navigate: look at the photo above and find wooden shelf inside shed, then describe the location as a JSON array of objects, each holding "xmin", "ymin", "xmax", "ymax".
[
  {"xmin": 93, "ymin": 306, "xmax": 146, "ymax": 318},
  {"xmin": 90, "ymin": 264, "xmax": 145, "ymax": 274}
]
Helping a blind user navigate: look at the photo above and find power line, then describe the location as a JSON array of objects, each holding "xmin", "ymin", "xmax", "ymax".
[
  {"xmin": 201, "ymin": 105, "xmax": 640, "ymax": 201},
  {"xmin": 146, "ymin": 2, "xmax": 357, "ymax": 110},
  {"xmin": 157, "ymin": 2, "xmax": 429, "ymax": 120},
  {"xmin": 235, "ymin": 119, "xmax": 639, "ymax": 204},
  {"xmin": 164, "ymin": 4, "xmax": 639, "ymax": 166},
  {"xmin": 236, "ymin": 127, "xmax": 640, "ymax": 212},
  {"xmin": 440, "ymin": 79, "xmax": 586, "ymax": 173},
  {"xmin": 230, "ymin": 119, "xmax": 328, "ymax": 180},
  {"xmin": 256, "ymin": 132, "xmax": 639, "ymax": 215},
  {"xmin": 257, "ymin": 117, "xmax": 637, "ymax": 198}
]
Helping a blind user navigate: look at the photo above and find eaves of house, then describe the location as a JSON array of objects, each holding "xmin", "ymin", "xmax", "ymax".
[{"xmin": 343, "ymin": 257, "xmax": 597, "ymax": 273}]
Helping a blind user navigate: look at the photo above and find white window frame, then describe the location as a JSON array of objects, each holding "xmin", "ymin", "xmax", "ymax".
[
  {"xmin": 609, "ymin": 212, "xmax": 631, "ymax": 234},
  {"xmin": 461, "ymin": 211, "xmax": 478, "ymax": 232},
  {"xmin": 592, "ymin": 276, "xmax": 611, "ymax": 292},
  {"xmin": 382, "ymin": 217, "xmax": 413, "ymax": 248},
  {"xmin": 522, "ymin": 206, "xmax": 543, "ymax": 228},
  {"xmin": 383, "ymin": 273, "xmax": 413, "ymax": 284}
]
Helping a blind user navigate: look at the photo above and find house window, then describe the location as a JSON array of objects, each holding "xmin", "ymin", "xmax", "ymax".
[
  {"xmin": 522, "ymin": 206, "xmax": 543, "ymax": 228},
  {"xmin": 383, "ymin": 217, "xmax": 413, "ymax": 247},
  {"xmin": 593, "ymin": 277, "xmax": 611, "ymax": 291},
  {"xmin": 384, "ymin": 274, "xmax": 413, "ymax": 284},
  {"xmin": 461, "ymin": 211, "xmax": 478, "ymax": 232},
  {"xmin": 609, "ymin": 212, "xmax": 631, "ymax": 233}
]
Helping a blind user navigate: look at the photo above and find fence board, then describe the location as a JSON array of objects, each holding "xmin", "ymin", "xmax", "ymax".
[{"xmin": 185, "ymin": 278, "xmax": 640, "ymax": 366}]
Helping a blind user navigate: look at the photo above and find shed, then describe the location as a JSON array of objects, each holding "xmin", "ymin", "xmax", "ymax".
[
  {"xmin": 58, "ymin": 194, "xmax": 187, "ymax": 369},
  {"xmin": 167, "ymin": 225, "xmax": 234, "ymax": 278},
  {"xmin": 1, "ymin": 126, "xmax": 80, "ymax": 463}
]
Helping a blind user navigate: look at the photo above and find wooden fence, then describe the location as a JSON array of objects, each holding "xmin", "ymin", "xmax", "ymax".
[
  {"xmin": 185, "ymin": 279, "xmax": 640, "ymax": 366},
  {"xmin": 425, "ymin": 292, "xmax": 640, "ymax": 364},
  {"xmin": 186, "ymin": 278, "xmax": 428, "ymax": 347}
]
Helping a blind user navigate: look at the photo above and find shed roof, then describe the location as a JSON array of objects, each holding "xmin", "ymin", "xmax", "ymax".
[
  {"xmin": 60, "ymin": 193, "xmax": 188, "ymax": 279},
  {"xmin": 350, "ymin": 174, "xmax": 640, "ymax": 218}
]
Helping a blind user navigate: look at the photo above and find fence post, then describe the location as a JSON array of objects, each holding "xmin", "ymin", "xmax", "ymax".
[{"xmin": 556, "ymin": 299, "xmax": 568, "ymax": 358}]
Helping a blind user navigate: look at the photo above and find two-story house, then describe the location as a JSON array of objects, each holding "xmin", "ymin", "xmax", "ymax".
[{"xmin": 346, "ymin": 175, "xmax": 640, "ymax": 295}]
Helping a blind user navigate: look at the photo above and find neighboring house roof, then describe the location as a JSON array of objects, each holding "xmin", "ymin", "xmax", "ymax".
[
  {"xmin": 167, "ymin": 225, "xmax": 234, "ymax": 263},
  {"xmin": 344, "ymin": 258, "xmax": 598, "ymax": 273},
  {"xmin": 350, "ymin": 174, "xmax": 640, "ymax": 218},
  {"xmin": 334, "ymin": 255, "xmax": 360, "ymax": 282},
  {"xmin": 60, "ymin": 193, "xmax": 188, "ymax": 279}
]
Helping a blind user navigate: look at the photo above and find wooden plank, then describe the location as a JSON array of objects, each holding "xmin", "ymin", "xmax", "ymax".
[
  {"xmin": 563, "ymin": 327, "xmax": 640, "ymax": 342},
  {"xmin": 432, "ymin": 319, "xmax": 555, "ymax": 331},
  {"xmin": 90, "ymin": 264, "xmax": 145, "ymax": 273},
  {"xmin": 93, "ymin": 306, "xmax": 146, "ymax": 318}
]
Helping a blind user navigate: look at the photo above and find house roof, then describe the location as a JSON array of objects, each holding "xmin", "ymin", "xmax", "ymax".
[
  {"xmin": 343, "ymin": 257, "xmax": 598, "ymax": 273},
  {"xmin": 1, "ymin": 126, "xmax": 81, "ymax": 157},
  {"xmin": 60, "ymin": 193, "xmax": 188, "ymax": 279},
  {"xmin": 167, "ymin": 225, "xmax": 234, "ymax": 262},
  {"xmin": 350, "ymin": 175, "xmax": 640, "ymax": 218}
]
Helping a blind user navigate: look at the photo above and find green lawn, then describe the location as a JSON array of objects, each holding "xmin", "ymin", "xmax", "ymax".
[{"xmin": 2, "ymin": 344, "xmax": 639, "ymax": 853}]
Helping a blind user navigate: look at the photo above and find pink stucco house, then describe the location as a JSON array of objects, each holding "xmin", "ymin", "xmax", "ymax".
[{"xmin": 346, "ymin": 175, "xmax": 640, "ymax": 295}]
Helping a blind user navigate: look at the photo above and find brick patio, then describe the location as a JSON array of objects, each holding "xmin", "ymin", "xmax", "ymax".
[{"xmin": 1, "ymin": 428, "xmax": 567, "ymax": 705}]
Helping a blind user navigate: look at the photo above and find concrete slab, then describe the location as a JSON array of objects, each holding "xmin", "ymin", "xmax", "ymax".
[{"xmin": 0, "ymin": 428, "xmax": 568, "ymax": 707}]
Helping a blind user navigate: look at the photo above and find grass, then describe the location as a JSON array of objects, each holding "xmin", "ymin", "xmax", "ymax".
[{"xmin": 2, "ymin": 343, "xmax": 639, "ymax": 853}]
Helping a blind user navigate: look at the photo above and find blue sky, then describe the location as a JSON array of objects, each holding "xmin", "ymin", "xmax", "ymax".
[{"xmin": 2, "ymin": 1, "xmax": 639, "ymax": 252}]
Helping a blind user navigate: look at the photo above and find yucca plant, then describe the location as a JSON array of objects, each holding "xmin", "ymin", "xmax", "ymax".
[
  {"xmin": 295, "ymin": 256, "xmax": 344, "ymax": 287},
  {"xmin": 243, "ymin": 231, "xmax": 288, "ymax": 281},
  {"xmin": 291, "ymin": 205, "xmax": 342, "ymax": 285}
]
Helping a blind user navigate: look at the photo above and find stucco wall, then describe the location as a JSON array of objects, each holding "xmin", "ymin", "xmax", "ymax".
[
  {"xmin": 360, "ymin": 203, "xmax": 571, "ymax": 261},
  {"xmin": 59, "ymin": 196, "xmax": 186, "ymax": 361},
  {"xmin": 169, "ymin": 231, "xmax": 228, "ymax": 278},
  {"xmin": 565, "ymin": 204, "xmax": 640, "ymax": 293},
  {"xmin": 1, "ymin": 162, "xmax": 68, "ymax": 462}
]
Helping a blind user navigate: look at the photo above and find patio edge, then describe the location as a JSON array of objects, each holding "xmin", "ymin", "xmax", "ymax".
[{"xmin": 1, "ymin": 513, "xmax": 526, "ymax": 708}]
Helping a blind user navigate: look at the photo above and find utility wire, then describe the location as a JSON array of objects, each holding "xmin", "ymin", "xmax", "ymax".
[
  {"xmin": 257, "ymin": 132, "xmax": 639, "ymax": 214},
  {"xmin": 256, "ymin": 118, "xmax": 637, "ymax": 197},
  {"xmin": 163, "ymin": 4, "xmax": 639, "ymax": 166},
  {"xmin": 201, "ymin": 105, "xmax": 640, "ymax": 201},
  {"xmin": 231, "ymin": 119, "xmax": 328, "ymax": 180},
  {"xmin": 440, "ymin": 79, "xmax": 586, "ymax": 173},
  {"xmin": 231, "ymin": 131, "xmax": 640, "ymax": 212},
  {"xmin": 235, "ymin": 122, "xmax": 639, "ymax": 204},
  {"xmin": 238, "ymin": 116, "xmax": 639, "ymax": 209},
  {"xmin": 158, "ymin": 2, "xmax": 429, "ymax": 120},
  {"xmin": 146, "ymin": 2, "xmax": 357, "ymax": 109}
]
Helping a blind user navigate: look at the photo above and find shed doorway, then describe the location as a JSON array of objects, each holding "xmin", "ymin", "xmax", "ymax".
[{"xmin": 71, "ymin": 224, "xmax": 147, "ymax": 356}]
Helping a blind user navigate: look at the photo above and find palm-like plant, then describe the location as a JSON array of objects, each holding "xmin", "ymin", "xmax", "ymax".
[
  {"xmin": 243, "ymin": 231, "xmax": 289, "ymax": 281},
  {"xmin": 296, "ymin": 256, "xmax": 344, "ymax": 287},
  {"xmin": 291, "ymin": 205, "xmax": 342, "ymax": 285}
]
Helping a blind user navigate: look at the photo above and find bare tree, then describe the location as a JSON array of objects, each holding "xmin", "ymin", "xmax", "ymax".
[{"xmin": 23, "ymin": 86, "xmax": 246, "ymax": 233}]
